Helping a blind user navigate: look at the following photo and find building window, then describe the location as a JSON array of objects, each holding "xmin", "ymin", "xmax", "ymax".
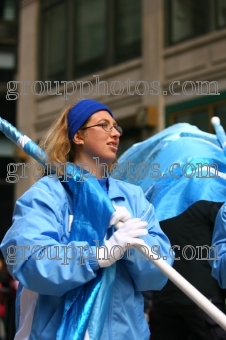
[
  {"xmin": 171, "ymin": 108, "xmax": 210, "ymax": 132},
  {"xmin": 0, "ymin": 0, "xmax": 17, "ymax": 82},
  {"xmin": 40, "ymin": 0, "xmax": 141, "ymax": 81},
  {"xmin": 114, "ymin": 0, "xmax": 141, "ymax": 64},
  {"xmin": 0, "ymin": 0, "xmax": 16, "ymax": 21},
  {"xmin": 0, "ymin": 51, "xmax": 15, "ymax": 69},
  {"xmin": 40, "ymin": 0, "xmax": 67, "ymax": 82},
  {"xmin": 0, "ymin": 48, "xmax": 16, "ymax": 82},
  {"xmin": 216, "ymin": 0, "xmax": 226, "ymax": 28},
  {"xmin": 165, "ymin": 0, "xmax": 226, "ymax": 46},
  {"xmin": 167, "ymin": 100, "xmax": 226, "ymax": 133},
  {"xmin": 74, "ymin": 0, "xmax": 106, "ymax": 78}
]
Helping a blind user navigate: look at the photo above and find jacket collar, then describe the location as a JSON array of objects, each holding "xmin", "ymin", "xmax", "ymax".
[{"xmin": 108, "ymin": 177, "xmax": 126, "ymax": 200}]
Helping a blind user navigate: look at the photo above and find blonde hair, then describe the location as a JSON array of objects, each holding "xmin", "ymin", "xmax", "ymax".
[{"xmin": 39, "ymin": 104, "xmax": 75, "ymax": 164}]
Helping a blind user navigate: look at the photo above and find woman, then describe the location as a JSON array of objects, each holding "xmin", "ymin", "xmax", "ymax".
[{"xmin": 1, "ymin": 99, "xmax": 173, "ymax": 340}]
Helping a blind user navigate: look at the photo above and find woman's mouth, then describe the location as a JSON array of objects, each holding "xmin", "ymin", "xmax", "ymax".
[{"xmin": 107, "ymin": 142, "xmax": 118, "ymax": 151}]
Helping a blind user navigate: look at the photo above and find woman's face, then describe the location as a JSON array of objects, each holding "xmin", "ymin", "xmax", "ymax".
[{"xmin": 73, "ymin": 110, "xmax": 121, "ymax": 166}]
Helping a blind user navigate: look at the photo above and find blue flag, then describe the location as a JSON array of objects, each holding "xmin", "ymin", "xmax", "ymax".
[
  {"xmin": 118, "ymin": 123, "xmax": 226, "ymax": 221},
  {"xmin": 57, "ymin": 165, "xmax": 115, "ymax": 340}
]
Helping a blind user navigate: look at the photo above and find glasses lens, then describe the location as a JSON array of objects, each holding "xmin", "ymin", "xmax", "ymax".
[
  {"xmin": 115, "ymin": 126, "xmax": 123, "ymax": 136},
  {"xmin": 102, "ymin": 123, "xmax": 123, "ymax": 135},
  {"xmin": 102, "ymin": 123, "xmax": 111, "ymax": 132}
]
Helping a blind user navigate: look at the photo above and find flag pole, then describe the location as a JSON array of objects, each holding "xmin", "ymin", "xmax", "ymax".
[
  {"xmin": 211, "ymin": 116, "xmax": 226, "ymax": 157},
  {"xmin": 137, "ymin": 244, "xmax": 226, "ymax": 330}
]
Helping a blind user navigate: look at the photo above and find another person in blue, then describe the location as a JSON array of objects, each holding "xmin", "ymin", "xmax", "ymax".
[
  {"xmin": 149, "ymin": 200, "xmax": 226, "ymax": 340},
  {"xmin": 210, "ymin": 202, "xmax": 226, "ymax": 289},
  {"xmin": 0, "ymin": 99, "xmax": 173, "ymax": 340}
]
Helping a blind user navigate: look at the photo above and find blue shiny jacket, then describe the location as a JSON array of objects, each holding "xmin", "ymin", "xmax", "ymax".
[
  {"xmin": 1, "ymin": 176, "xmax": 173, "ymax": 340},
  {"xmin": 210, "ymin": 203, "xmax": 226, "ymax": 289}
]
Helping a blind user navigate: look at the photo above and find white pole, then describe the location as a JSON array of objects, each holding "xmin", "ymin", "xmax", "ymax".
[
  {"xmin": 116, "ymin": 221, "xmax": 226, "ymax": 331},
  {"xmin": 138, "ymin": 243, "xmax": 226, "ymax": 331}
]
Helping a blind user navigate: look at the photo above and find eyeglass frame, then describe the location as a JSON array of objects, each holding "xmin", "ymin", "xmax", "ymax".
[{"xmin": 80, "ymin": 122, "xmax": 123, "ymax": 136}]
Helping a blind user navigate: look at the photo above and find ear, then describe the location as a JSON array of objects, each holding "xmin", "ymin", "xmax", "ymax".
[{"xmin": 72, "ymin": 131, "xmax": 84, "ymax": 145}]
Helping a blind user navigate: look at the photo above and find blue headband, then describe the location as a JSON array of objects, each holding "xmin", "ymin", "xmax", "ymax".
[{"xmin": 67, "ymin": 99, "xmax": 114, "ymax": 139}]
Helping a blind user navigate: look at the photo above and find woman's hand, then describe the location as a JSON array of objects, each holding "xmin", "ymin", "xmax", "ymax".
[{"xmin": 98, "ymin": 218, "xmax": 148, "ymax": 268}]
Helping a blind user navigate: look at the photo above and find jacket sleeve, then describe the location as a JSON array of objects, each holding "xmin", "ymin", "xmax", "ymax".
[
  {"xmin": 209, "ymin": 203, "xmax": 226, "ymax": 289},
  {"xmin": 123, "ymin": 187, "xmax": 174, "ymax": 291},
  {"xmin": 0, "ymin": 185, "xmax": 99, "ymax": 297}
]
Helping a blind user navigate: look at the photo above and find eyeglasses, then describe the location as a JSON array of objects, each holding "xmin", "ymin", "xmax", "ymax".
[{"xmin": 81, "ymin": 122, "xmax": 123, "ymax": 136}]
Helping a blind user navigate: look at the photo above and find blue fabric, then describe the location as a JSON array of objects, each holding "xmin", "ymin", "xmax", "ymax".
[
  {"xmin": 210, "ymin": 203, "xmax": 226, "ymax": 289},
  {"xmin": 98, "ymin": 178, "xmax": 108, "ymax": 193},
  {"xmin": 211, "ymin": 118, "xmax": 226, "ymax": 157},
  {"xmin": 117, "ymin": 122, "xmax": 226, "ymax": 294},
  {"xmin": 56, "ymin": 167, "xmax": 115, "ymax": 340},
  {"xmin": 67, "ymin": 99, "xmax": 114, "ymax": 139},
  {"xmin": 117, "ymin": 123, "xmax": 226, "ymax": 221},
  {"xmin": 0, "ymin": 176, "xmax": 173, "ymax": 340}
]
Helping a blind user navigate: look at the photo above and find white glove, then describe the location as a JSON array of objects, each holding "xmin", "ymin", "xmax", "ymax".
[
  {"xmin": 97, "ymin": 218, "xmax": 148, "ymax": 268},
  {"xmin": 109, "ymin": 205, "xmax": 131, "ymax": 226}
]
